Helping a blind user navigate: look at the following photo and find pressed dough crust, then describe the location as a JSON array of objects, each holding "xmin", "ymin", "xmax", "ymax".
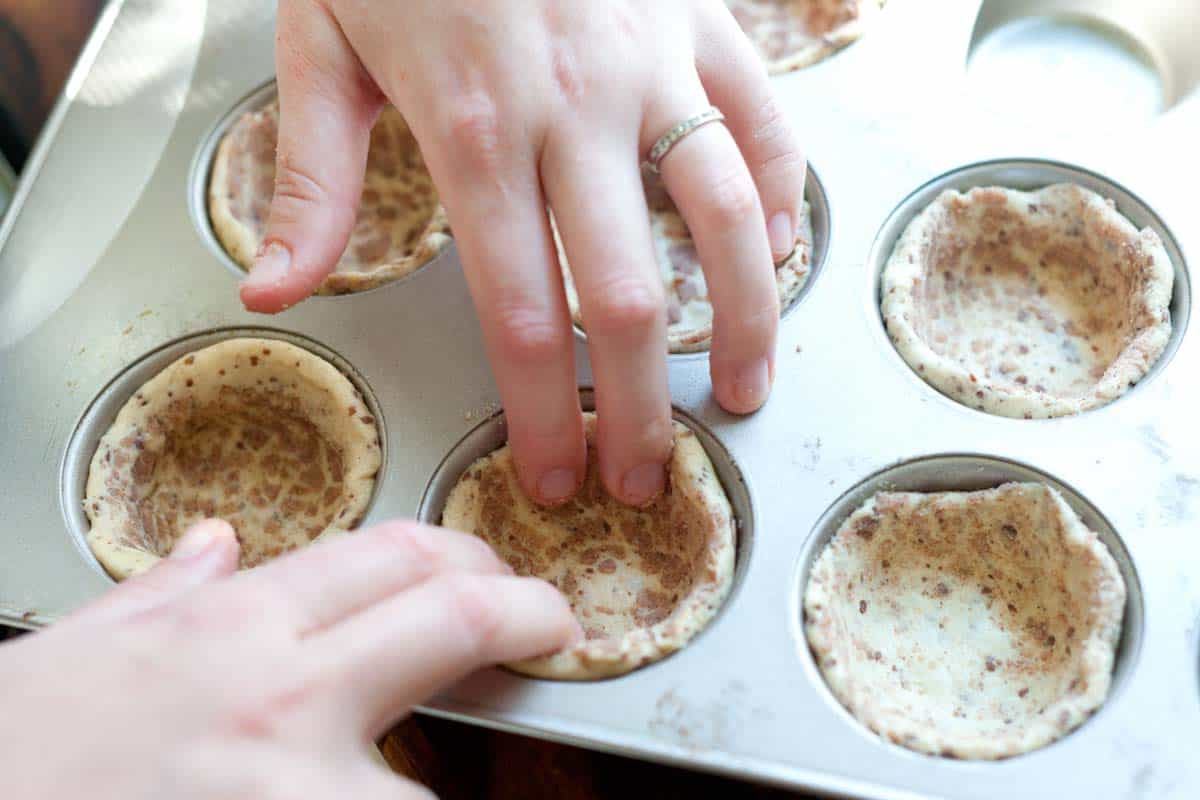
[
  {"xmin": 726, "ymin": 0, "xmax": 884, "ymax": 74},
  {"xmin": 84, "ymin": 339, "xmax": 382, "ymax": 579},
  {"xmin": 804, "ymin": 483, "xmax": 1125, "ymax": 759},
  {"xmin": 208, "ymin": 100, "xmax": 452, "ymax": 295},
  {"xmin": 441, "ymin": 414, "xmax": 736, "ymax": 679},
  {"xmin": 559, "ymin": 170, "xmax": 814, "ymax": 353},
  {"xmin": 881, "ymin": 184, "xmax": 1173, "ymax": 418}
]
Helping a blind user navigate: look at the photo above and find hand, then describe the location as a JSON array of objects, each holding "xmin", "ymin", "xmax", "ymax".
[
  {"xmin": 1, "ymin": 519, "xmax": 578, "ymax": 799},
  {"xmin": 240, "ymin": 0, "xmax": 805, "ymax": 507}
]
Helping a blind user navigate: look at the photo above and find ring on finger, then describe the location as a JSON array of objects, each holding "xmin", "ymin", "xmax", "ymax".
[{"xmin": 643, "ymin": 106, "xmax": 725, "ymax": 174}]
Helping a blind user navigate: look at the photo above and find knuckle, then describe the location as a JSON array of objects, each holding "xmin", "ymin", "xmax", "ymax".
[
  {"xmin": 228, "ymin": 676, "xmax": 326, "ymax": 742},
  {"xmin": 443, "ymin": 95, "xmax": 509, "ymax": 176},
  {"xmin": 272, "ymin": 153, "xmax": 329, "ymax": 208},
  {"xmin": 717, "ymin": 299, "xmax": 778, "ymax": 342},
  {"xmin": 160, "ymin": 600, "xmax": 227, "ymax": 636},
  {"xmin": 491, "ymin": 294, "xmax": 569, "ymax": 364},
  {"xmin": 749, "ymin": 99, "xmax": 805, "ymax": 177},
  {"xmin": 585, "ymin": 276, "xmax": 663, "ymax": 336},
  {"xmin": 701, "ymin": 170, "xmax": 760, "ymax": 231},
  {"xmin": 610, "ymin": 410, "xmax": 675, "ymax": 465},
  {"xmin": 442, "ymin": 574, "xmax": 503, "ymax": 656},
  {"xmin": 376, "ymin": 520, "xmax": 435, "ymax": 560},
  {"xmin": 751, "ymin": 97, "xmax": 791, "ymax": 150},
  {"xmin": 457, "ymin": 529, "xmax": 501, "ymax": 566},
  {"xmin": 549, "ymin": 42, "xmax": 588, "ymax": 109}
]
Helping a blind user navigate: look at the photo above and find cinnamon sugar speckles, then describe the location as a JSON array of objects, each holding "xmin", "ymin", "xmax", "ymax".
[
  {"xmin": 442, "ymin": 413, "xmax": 736, "ymax": 680},
  {"xmin": 727, "ymin": 0, "xmax": 885, "ymax": 74},
  {"xmin": 882, "ymin": 183, "xmax": 1173, "ymax": 418},
  {"xmin": 209, "ymin": 100, "xmax": 452, "ymax": 295},
  {"xmin": 83, "ymin": 338, "xmax": 381, "ymax": 580},
  {"xmin": 804, "ymin": 483, "xmax": 1125, "ymax": 759}
]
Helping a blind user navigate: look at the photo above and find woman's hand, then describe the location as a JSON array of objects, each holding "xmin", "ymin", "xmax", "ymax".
[
  {"xmin": 0, "ymin": 519, "xmax": 577, "ymax": 799},
  {"xmin": 240, "ymin": 0, "xmax": 806, "ymax": 507}
]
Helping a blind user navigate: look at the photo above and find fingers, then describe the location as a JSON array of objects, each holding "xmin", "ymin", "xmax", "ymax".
[
  {"xmin": 694, "ymin": 5, "xmax": 807, "ymax": 263},
  {"xmin": 541, "ymin": 134, "xmax": 674, "ymax": 506},
  {"xmin": 239, "ymin": 520, "xmax": 512, "ymax": 637},
  {"xmin": 66, "ymin": 520, "xmax": 239, "ymax": 627},
  {"xmin": 312, "ymin": 572, "xmax": 579, "ymax": 736},
  {"xmin": 240, "ymin": 0, "xmax": 383, "ymax": 313},
  {"xmin": 644, "ymin": 83, "xmax": 779, "ymax": 414},
  {"xmin": 415, "ymin": 99, "xmax": 586, "ymax": 506}
]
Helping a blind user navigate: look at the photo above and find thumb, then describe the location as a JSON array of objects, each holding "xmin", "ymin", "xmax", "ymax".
[
  {"xmin": 240, "ymin": 0, "xmax": 381, "ymax": 313},
  {"xmin": 66, "ymin": 519, "xmax": 240, "ymax": 627}
]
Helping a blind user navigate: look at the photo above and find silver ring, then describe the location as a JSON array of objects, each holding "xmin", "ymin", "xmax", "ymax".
[{"xmin": 644, "ymin": 106, "xmax": 725, "ymax": 174}]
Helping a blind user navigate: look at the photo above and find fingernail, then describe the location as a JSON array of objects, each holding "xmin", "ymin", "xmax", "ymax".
[
  {"xmin": 768, "ymin": 211, "xmax": 794, "ymax": 262},
  {"xmin": 733, "ymin": 358, "xmax": 771, "ymax": 411},
  {"xmin": 621, "ymin": 462, "xmax": 665, "ymax": 507},
  {"xmin": 246, "ymin": 241, "xmax": 291, "ymax": 288},
  {"xmin": 537, "ymin": 468, "xmax": 578, "ymax": 505},
  {"xmin": 170, "ymin": 520, "xmax": 222, "ymax": 560}
]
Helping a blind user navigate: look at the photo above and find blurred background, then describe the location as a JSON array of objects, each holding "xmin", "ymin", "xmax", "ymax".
[{"xmin": 0, "ymin": 1, "xmax": 106, "ymax": 216}]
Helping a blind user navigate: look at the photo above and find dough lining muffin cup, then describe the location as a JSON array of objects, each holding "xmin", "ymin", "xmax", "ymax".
[
  {"xmin": 795, "ymin": 454, "xmax": 1142, "ymax": 759},
  {"xmin": 871, "ymin": 159, "xmax": 1190, "ymax": 417},
  {"xmin": 418, "ymin": 389, "xmax": 756, "ymax": 680},
  {"xmin": 62, "ymin": 328, "xmax": 386, "ymax": 581}
]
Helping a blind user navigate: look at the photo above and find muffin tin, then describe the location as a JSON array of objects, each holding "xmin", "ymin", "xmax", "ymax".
[{"xmin": 1, "ymin": 1, "xmax": 1198, "ymax": 797}]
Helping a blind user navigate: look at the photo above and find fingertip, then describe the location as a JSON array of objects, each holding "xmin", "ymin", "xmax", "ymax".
[
  {"xmin": 510, "ymin": 422, "xmax": 587, "ymax": 507},
  {"xmin": 527, "ymin": 577, "xmax": 584, "ymax": 647},
  {"xmin": 239, "ymin": 242, "xmax": 304, "ymax": 313},
  {"xmin": 238, "ymin": 282, "xmax": 281, "ymax": 314},
  {"xmin": 530, "ymin": 466, "xmax": 583, "ymax": 507},
  {"xmin": 203, "ymin": 517, "xmax": 237, "ymax": 540},
  {"xmin": 768, "ymin": 210, "xmax": 796, "ymax": 263},
  {"xmin": 614, "ymin": 461, "xmax": 666, "ymax": 508},
  {"xmin": 170, "ymin": 519, "xmax": 220, "ymax": 560},
  {"xmin": 714, "ymin": 357, "xmax": 773, "ymax": 415}
]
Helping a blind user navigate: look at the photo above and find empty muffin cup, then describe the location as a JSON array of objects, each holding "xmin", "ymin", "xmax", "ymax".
[
  {"xmin": 83, "ymin": 338, "xmax": 382, "ymax": 579},
  {"xmin": 881, "ymin": 181, "xmax": 1175, "ymax": 417},
  {"xmin": 804, "ymin": 481, "xmax": 1126, "ymax": 760},
  {"xmin": 206, "ymin": 89, "xmax": 452, "ymax": 295}
]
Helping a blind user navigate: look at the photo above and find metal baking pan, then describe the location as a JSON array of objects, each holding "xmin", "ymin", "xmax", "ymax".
[{"xmin": 2, "ymin": 1, "xmax": 1198, "ymax": 797}]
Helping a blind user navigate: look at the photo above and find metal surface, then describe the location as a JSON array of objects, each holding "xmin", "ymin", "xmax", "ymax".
[{"xmin": 2, "ymin": 1, "xmax": 1199, "ymax": 797}]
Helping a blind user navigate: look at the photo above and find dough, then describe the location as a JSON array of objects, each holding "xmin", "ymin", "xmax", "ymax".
[
  {"xmin": 442, "ymin": 413, "xmax": 736, "ymax": 679},
  {"xmin": 208, "ymin": 100, "xmax": 452, "ymax": 295},
  {"xmin": 881, "ymin": 184, "xmax": 1173, "ymax": 417},
  {"xmin": 84, "ymin": 338, "xmax": 382, "ymax": 579},
  {"xmin": 559, "ymin": 169, "xmax": 814, "ymax": 353},
  {"xmin": 804, "ymin": 483, "xmax": 1125, "ymax": 759},
  {"xmin": 726, "ymin": 0, "xmax": 884, "ymax": 74}
]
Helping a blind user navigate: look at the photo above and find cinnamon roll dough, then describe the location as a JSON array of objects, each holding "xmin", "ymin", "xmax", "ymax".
[
  {"xmin": 804, "ymin": 483, "xmax": 1125, "ymax": 759},
  {"xmin": 209, "ymin": 99, "xmax": 451, "ymax": 295},
  {"xmin": 84, "ymin": 339, "xmax": 381, "ymax": 579},
  {"xmin": 726, "ymin": 0, "xmax": 884, "ymax": 74},
  {"xmin": 881, "ymin": 184, "xmax": 1173, "ymax": 417},
  {"xmin": 442, "ymin": 413, "xmax": 736, "ymax": 679}
]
